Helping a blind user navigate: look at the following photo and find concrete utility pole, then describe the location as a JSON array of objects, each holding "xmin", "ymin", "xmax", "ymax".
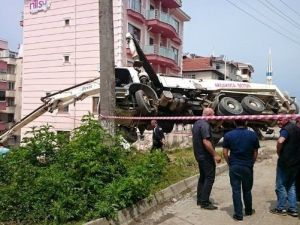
[{"xmin": 99, "ymin": 0, "xmax": 115, "ymax": 135}]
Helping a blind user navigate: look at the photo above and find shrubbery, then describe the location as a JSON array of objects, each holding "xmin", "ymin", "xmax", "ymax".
[{"xmin": 0, "ymin": 115, "xmax": 168, "ymax": 224}]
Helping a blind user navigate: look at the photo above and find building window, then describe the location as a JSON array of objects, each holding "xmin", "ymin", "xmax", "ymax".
[
  {"xmin": 185, "ymin": 74, "xmax": 195, "ymax": 79},
  {"xmin": 92, "ymin": 97, "xmax": 99, "ymax": 114},
  {"xmin": 173, "ymin": 19, "xmax": 180, "ymax": 33},
  {"xmin": 63, "ymin": 55, "xmax": 70, "ymax": 63},
  {"xmin": 8, "ymin": 82, "xmax": 15, "ymax": 90},
  {"xmin": 7, "ymin": 113, "xmax": 14, "ymax": 122},
  {"xmin": 216, "ymin": 64, "xmax": 221, "ymax": 69},
  {"xmin": 0, "ymin": 91, "xmax": 5, "ymax": 101},
  {"xmin": 7, "ymin": 98, "xmax": 14, "ymax": 106},
  {"xmin": 128, "ymin": 23, "xmax": 141, "ymax": 42},
  {"xmin": 172, "ymin": 47, "xmax": 179, "ymax": 63},
  {"xmin": 64, "ymin": 19, "xmax": 70, "ymax": 26},
  {"xmin": 7, "ymin": 65, "xmax": 15, "ymax": 74},
  {"xmin": 242, "ymin": 69, "xmax": 248, "ymax": 74},
  {"xmin": 58, "ymin": 105, "xmax": 69, "ymax": 113},
  {"xmin": 128, "ymin": 0, "xmax": 141, "ymax": 13},
  {"xmin": 149, "ymin": 37, "xmax": 154, "ymax": 45}
]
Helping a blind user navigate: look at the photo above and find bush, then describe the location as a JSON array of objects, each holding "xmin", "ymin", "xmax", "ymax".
[{"xmin": 0, "ymin": 115, "xmax": 167, "ymax": 224}]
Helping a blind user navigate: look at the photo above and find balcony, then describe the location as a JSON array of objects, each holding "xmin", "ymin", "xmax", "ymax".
[
  {"xmin": 0, "ymin": 105, "xmax": 15, "ymax": 114},
  {"xmin": 147, "ymin": 10, "xmax": 181, "ymax": 43},
  {"xmin": 144, "ymin": 45, "xmax": 178, "ymax": 68},
  {"xmin": 0, "ymin": 121, "xmax": 5, "ymax": 131},
  {"xmin": 0, "ymin": 40, "xmax": 8, "ymax": 51},
  {"xmin": 0, "ymin": 101, "xmax": 6, "ymax": 111},
  {"xmin": 161, "ymin": 0, "xmax": 182, "ymax": 8},
  {"xmin": 0, "ymin": 74, "xmax": 16, "ymax": 82},
  {"xmin": 5, "ymin": 90, "xmax": 15, "ymax": 98},
  {"xmin": 127, "ymin": 1, "xmax": 145, "ymax": 24},
  {"xmin": 0, "ymin": 81, "xmax": 8, "ymax": 90}
]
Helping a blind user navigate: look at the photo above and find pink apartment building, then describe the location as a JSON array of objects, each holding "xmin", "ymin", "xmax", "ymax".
[{"xmin": 22, "ymin": 0, "xmax": 190, "ymax": 138}]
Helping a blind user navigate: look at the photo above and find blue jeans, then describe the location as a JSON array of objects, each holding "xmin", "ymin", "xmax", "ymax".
[
  {"xmin": 229, "ymin": 165, "xmax": 253, "ymax": 218},
  {"xmin": 275, "ymin": 166, "xmax": 298, "ymax": 212}
]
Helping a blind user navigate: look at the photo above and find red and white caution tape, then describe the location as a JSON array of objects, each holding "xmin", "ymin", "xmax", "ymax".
[{"xmin": 99, "ymin": 114, "xmax": 300, "ymax": 121}]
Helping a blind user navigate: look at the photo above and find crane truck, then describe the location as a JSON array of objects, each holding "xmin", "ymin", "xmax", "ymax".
[{"xmin": 0, "ymin": 33, "xmax": 298, "ymax": 144}]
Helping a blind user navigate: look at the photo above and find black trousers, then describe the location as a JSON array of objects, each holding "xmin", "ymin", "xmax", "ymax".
[{"xmin": 197, "ymin": 158, "xmax": 216, "ymax": 206}]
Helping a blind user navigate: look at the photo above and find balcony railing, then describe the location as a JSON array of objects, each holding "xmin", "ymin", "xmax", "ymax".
[
  {"xmin": 144, "ymin": 45, "xmax": 177, "ymax": 61},
  {"xmin": 5, "ymin": 90, "xmax": 15, "ymax": 98},
  {"xmin": 0, "ymin": 74, "xmax": 16, "ymax": 82},
  {"xmin": 0, "ymin": 105, "xmax": 16, "ymax": 114},
  {"xmin": 147, "ymin": 10, "xmax": 179, "ymax": 33},
  {"xmin": 128, "ymin": 0, "xmax": 142, "ymax": 13}
]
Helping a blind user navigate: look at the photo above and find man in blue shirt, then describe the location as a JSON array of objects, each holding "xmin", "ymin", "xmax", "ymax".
[
  {"xmin": 192, "ymin": 107, "xmax": 221, "ymax": 210},
  {"xmin": 223, "ymin": 120, "xmax": 259, "ymax": 221},
  {"xmin": 270, "ymin": 117, "xmax": 300, "ymax": 217}
]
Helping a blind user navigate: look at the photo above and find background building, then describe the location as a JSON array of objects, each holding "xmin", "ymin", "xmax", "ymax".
[
  {"xmin": 0, "ymin": 39, "xmax": 22, "ymax": 145},
  {"xmin": 183, "ymin": 54, "xmax": 254, "ymax": 82},
  {"xmin": 21, "ymin": 0, "xmax": 190, "ymax": 139}
]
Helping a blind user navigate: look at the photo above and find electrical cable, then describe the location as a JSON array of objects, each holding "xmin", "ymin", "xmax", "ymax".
[
  {"xmin": 257, "ymin": 0, "xmax": 300, "ymax": 30},
  {"xmin": 238, "ymin": 0, "xmax": 300, "ymax": 40},
  {"xmin": 279, "ymin": 0, "xmax": 300, "ymax": 18},
  {"xmin": 224, "ymin": 0, "xmax": 300, "ymax": 47}
]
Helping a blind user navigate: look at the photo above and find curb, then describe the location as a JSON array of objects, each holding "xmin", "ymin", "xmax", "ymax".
[{"xmin": 84, "ymin": 163, "xmax": 228, "ymax": 225}]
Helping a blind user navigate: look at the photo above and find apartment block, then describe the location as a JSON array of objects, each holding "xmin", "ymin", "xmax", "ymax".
[
  {"xmin": 21, "ymin": 0, "xmax": 190, "ymax": 139},
  {"xmin": 0, "ymin": 40, "xmax": 22, "ymax": 145}
]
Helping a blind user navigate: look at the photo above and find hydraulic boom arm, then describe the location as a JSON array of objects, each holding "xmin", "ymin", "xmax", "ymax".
[{"xmin": 0, "ymin": 77, "xmax": 100, "ymax": 143}]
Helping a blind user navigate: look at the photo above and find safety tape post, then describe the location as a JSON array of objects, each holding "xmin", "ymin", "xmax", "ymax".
[{"xmin": 100, "ymin": 114, "xmax": 300, "ymax": 121}]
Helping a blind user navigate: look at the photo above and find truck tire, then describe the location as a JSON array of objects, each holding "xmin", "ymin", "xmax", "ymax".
[
  {"xmin": 241, "ymin": 96, "xmax": 265, "ymax": 114},
  {"xmin": 135, "ymin": 89, "xmax": 156, "ymax": 115},
  {"xmin": 158, "ymin": 121, "xmax": 174, "ymax": 133},
  {"xmin": 218, "ymin": 97, "xmax": 243, "ymax": 115}
]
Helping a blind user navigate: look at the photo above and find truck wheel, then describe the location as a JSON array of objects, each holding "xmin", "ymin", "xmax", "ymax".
[
  {"xmin": 118, "ymin": 126, "xmax": 138, "ymax": 143},
  {"xmin": 241, "ymin": 96, "xmax": 265, "ymax": 114},
  {"xmin": 218, "ymin": 97, "xmax": 243, "ymax": 115},
  {"xmin": 135, "ymin": 89, "xmax": 157, "ymax": 115}
]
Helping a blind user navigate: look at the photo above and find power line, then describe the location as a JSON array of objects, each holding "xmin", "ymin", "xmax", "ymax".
[
  {"xmin": 279, "ymin": 0, "xmax": 300, "ymax": 18},
  {"xmin": 257, "ymin": 0, "xmax": 300, "ymax": 30},
  {"xmin": 238, "ymin": 0, "xmax": 300, "ymax": 40},
  {"xmin": 224, "ymin": 0, "xmax": 300, "ymax": 47}
]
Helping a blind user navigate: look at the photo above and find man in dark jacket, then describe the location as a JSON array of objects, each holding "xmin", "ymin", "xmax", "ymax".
[
  {"xmin": 192, "ymin": 107, "xmax": 221, "ymax": 210},
  {"xmin": 151, "ymin": 120, "xmax": 165, "ymax": 151},
  {"xmin": 270, "ymin": 117, "xmax": 300, "ymax": 217}
]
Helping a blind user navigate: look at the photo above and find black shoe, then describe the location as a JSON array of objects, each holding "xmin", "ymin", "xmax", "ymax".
[
  {"xmin": 270, "ymin": 208, "xmax": 287, "ymax": 216},
  {"xmin": 245, "ymin": 209, "xmax": 255, "ymax": 216},
  {"xmin": 287, "ymin": 210, "xmax": 298, "ymax": 217},
  {"xmin": 233, "ymin": 214, "xmax": 243, "ymax": 221},
  {"xmin": 201, "ymin": 203, "xmax": 218, "ymax": 210}
]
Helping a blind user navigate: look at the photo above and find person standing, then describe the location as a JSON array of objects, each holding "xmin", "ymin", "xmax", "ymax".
[
  {"xmin": 150, "ymin": 120, "xmax": 165, "ymax": 151},
  {"xmin": 192, "ymin": 107, "xmax": 221, "ymax": 210},
  {"xmin": 270, "ymin": 117, "xmax": 300, "ymax": 217},
  {"xmin": 0, "ymin": 143, "xmax": 9, "ymax": 156},
  {"xmin": 296, "ymin": 118, "xmax": 300, "ymax": 202},
  {"xmin": 222, "ymin": 120, "xmax": 259, "ymax": 221}
]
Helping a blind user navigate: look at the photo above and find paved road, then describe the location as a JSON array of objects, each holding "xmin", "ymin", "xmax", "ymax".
[{"xmin": 131, "ymin": 140, "xmax": 300, "ymax": 225}]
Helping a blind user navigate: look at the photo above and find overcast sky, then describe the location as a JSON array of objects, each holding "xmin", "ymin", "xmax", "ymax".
[{"xmin": 1, "ymin": 0, "xmax": 300, "ymax": 101}]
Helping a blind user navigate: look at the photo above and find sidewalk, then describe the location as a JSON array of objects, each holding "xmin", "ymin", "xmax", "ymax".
[{"xmin": 130, "ymin": 140, "xmax": 300, "ymax": 225}]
